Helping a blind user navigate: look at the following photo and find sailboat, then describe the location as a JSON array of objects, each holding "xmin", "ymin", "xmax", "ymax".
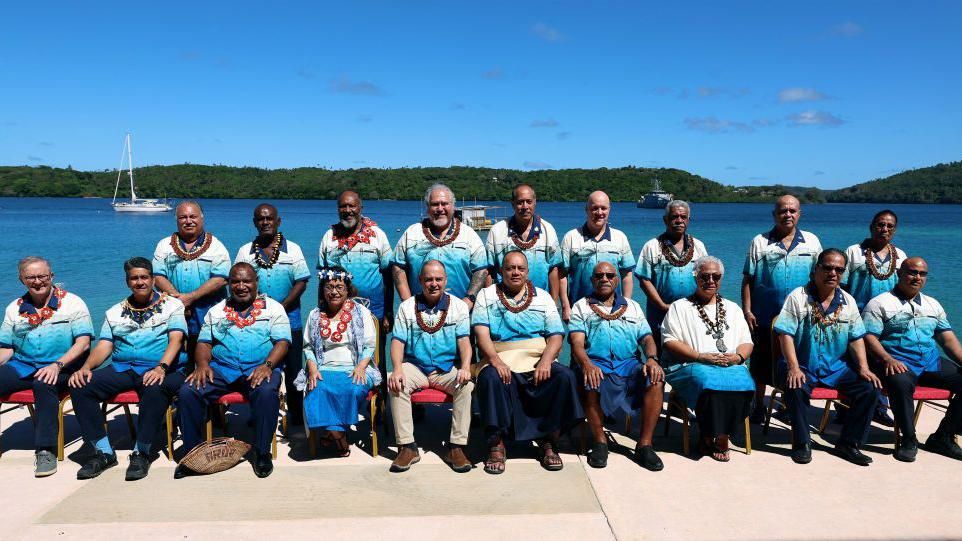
[{"xmin": 111, "ymin": 133, "xmax": 172, "ymax": 213}]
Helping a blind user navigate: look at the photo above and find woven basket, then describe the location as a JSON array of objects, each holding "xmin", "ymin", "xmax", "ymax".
[{"xmin": 179, "ymin": 437, "xmax": 252, "ymax": 474}]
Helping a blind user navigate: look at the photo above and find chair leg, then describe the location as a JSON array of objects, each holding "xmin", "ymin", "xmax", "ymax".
[
  {"xmin": 307, "ymin": 427, "xmax": 317, "ymax": 458},
  {"xmin": 57, "ymin": 397, "xmax": 69, "ymax": 461},
  {"xmin": 762, "ymin": 389, "xmax": 779, "ymax": 435},
  {"xmin": 165, "ymin": 406, "xmax": 175, "ymax": 461},
  {"xmin": 681, "ymin": 408, "xmax": 690, "ymax": 456},
  {"xmin": 26, "ymin": 404, "xmax": 36, "ymax": 419},
  {"xmin": 625, "ymin": 413, "xmax": 633, "ymax": 437},
  {"xmin": 123, "ymin": 405, "xmax": 136, "ymax": 440},
  {"xmin": 913, "ymin": 400, "xmax": 924, "ymax": 427},
  {"xmin": 817, "ymin": 401, "xmax": 833, "ymax": 434},
  {"xmin": 205, "ymin": 413, "xmax": 213, "ymax": 442},
  {"xmin": 369, "ymin": 397, "xmax": 378, "ymax": 457},
  {"xmin": 744, "ymin": 417, "xmax": 752, "ymax": 455},
  {"xmin": 271, "ymin": 431, "xmax": 277, "ymax": 459}
]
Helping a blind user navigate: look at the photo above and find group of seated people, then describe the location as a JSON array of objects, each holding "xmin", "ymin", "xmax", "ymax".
[{"xmin": 2, "ymin": 244, "xmax": 961, "ymax": 481}]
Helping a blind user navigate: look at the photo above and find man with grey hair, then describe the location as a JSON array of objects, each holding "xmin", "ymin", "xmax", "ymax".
[
  {"xmin": 152, "ymin": 200, "xmax": 231, "ymax": 367},
  {"xmin": 391, "ymin": 183, "xmax": 488, "ymax": 309},
  {"xmin": 635, "ymin": 200, "xmax": 709, "ymax": 342}
]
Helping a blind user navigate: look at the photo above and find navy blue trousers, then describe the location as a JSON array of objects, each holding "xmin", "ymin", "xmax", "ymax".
[
  {"xmin": 70, "ymin": 365, "xmax": 185, "ymax": 453},
  {"xmin": 177, "ymin": 367, "xmax": 281, "ymax": 456},
  {"xmin": 884, "ymin": 358, "xmax": 962, "ymax": 439},
  {"xmin": 0, "ymin": 363, "xmax": 70, "ymax": 451},
  {"xmin": 281, "ymin": 332, "xmax": 304, "ymax": 426}
]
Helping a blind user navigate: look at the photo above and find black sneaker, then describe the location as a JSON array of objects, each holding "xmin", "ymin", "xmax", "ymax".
[
  {"xmin": 634, "ymin": 445, "xmax": 664, "ymax": 472},
  {"xmin": 834, "ymin": 443, "xmax": 872, "ymax": 466},
  {"xmin": 125, "ymin": 451, "xmax": 151, "ymax": 481},
  {"xmin": 925, "ymin": 433, "xmax": 962, "ymax": 461},
  {"xmin": 77, "ymin": 451, "xmax": 118, "ymax": 480},
  {"xmin": 252, "ymin": 453, "xmax": 273, "ymax": 478},
  {"xmin": 791, "ymin": 443, "xmax": 812, "ymax": 464},
  {"xmin": 894, "ymin": 436, "xmax": 918, "ymax": 463},
  {"xmin": 585, "ymin": 442, "xmax": 608, "ymax": 469}
]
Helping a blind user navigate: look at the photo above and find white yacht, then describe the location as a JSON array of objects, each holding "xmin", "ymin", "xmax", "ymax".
[{"xmin": 111, "ymin": 133, "xmax": 172, "ymax": 213}]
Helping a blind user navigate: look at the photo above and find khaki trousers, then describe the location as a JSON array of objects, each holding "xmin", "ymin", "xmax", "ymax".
[{"xmin": 390, "ymin": 363, "xmax": 474, "ymax": 445}]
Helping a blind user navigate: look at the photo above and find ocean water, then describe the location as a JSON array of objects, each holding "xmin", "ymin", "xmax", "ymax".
[{"xmin": 1, "ymin": 198, "xmax": 960, "ymax": 329}]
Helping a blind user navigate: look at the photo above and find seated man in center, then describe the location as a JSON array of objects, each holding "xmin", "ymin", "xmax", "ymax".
[
  {"xmin": 570, "ymin": 261, "xmax": 665, "ymax": 470},
  {"xmin": 177, "ymin": 263, "xmax": 291, "ymax": 479},
  {"xmin": 473, "ymin": 251, "xmax": 583, "ymax": 474},
  {"xmin": 388, "ymin": 260, "xmax": 473, "ymax": 473}
]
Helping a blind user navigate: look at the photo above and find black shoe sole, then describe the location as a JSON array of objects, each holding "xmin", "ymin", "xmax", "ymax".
[{"xmin": 77, "ymin": 459, "xmax": 118, "ymax": 480}]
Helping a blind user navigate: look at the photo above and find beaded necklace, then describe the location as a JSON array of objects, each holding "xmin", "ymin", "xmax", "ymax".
[
  {"xmin": 17, "ymin": 287, "xmax": 66, "ymax": 326},
  {"xmin": 332, "ymin": 218, "xmax": 377, "ymax": 250},
  {"xmin": 224, "ymin": 296, "xmax": 266, "ymax": 328},
  {"xmin": 415, "ymin": 295, "xmax": 448, "ymax": 334},
  {"xmin": 422, "ymin": 219, "xmax": 460, "ymax": 248},
  {"xmin": 693, "ymin": 294, "xmax": 729, "ymax": 352},
  {"xmin": 660, "ymin": 234, "xmax": 695, "ymax": 267},
  {"xmin": 319, "ymin": 299, "xmax": 355, "ymax": 342},
  {"xmin": 864, "ymin": 243, "xmax": 898, "ymax": 281},
  {"xmin": 589, "ymin": 297, "xmax": 627, "ymax": 321},
  {"xmin": 252, "ymin": 233, "xmax": 283, "ymax": 268},
  {"xmin": 170, "ymin": 232, "xmax": 212, "ymax": 261},
  {"xmin": 510, "ymin": 218, "xmax": 539, "ymax": 250},
  {"xmin": 496, "ymin": 281, "xmax": 534, "ymax": 313},
  {"xmin": 121, "ymin": 292, "xmax": 168, "ymax": 325}
]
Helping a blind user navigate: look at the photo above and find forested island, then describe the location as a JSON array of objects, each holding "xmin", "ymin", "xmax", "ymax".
[{"xmin": 1, "ymin": 161, "xmax": 960, "ymax": 203}]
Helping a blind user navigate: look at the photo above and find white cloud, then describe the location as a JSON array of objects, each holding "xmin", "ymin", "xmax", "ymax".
[
  {"xmin": 482, "ymin": 68, "xmax": 503, "ymax": 80},
  {"xmin": 329, "ymin": 77, "xmax": 384, "ymax": 96},
  {"xmin": 532, "ymin": 22, "xmax": 563, "ymax": 42},
  {"xmin": 787, "ymin": 110, "xmax": 845, "ymax": 127},
  {"xmin": 778, "ymin": 87, "xmax": 828, "ymax": 103},
  {"xmin": 684, "ymin": 117, "xmax": 754, "ymax": 134},
  {"xmin": 530, "ymin": 118, "xmax": 559, "ymax": 128},
  {"xmin": 833, "ymin": 21, "xmax": 862, "ymax": 37},
  {"xmin": 523, "ymin": 160, "xmax": 552, "ymax": 169}
]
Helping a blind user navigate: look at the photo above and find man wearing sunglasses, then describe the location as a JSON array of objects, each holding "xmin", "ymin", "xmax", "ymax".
[
  {"xmin": 773, "ymin": 249, "xmax": 881, "ymax": 466},
  {"xmin": 862, "ymin": 257, "xmax": 962, "ymax": 462}
]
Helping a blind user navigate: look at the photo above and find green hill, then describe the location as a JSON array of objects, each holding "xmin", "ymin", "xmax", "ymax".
[{"xmin": 827, "ymin": 161, "xmax": 962, "ymax": 203}]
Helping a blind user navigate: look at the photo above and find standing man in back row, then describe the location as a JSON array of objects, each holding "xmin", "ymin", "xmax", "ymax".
[
  {"xmin": 560, "ymin": 190, "xmax": 635, "ymax": 322},
  {"xmin": 742, "ymin": 195, "xmax": 821, "ymax": 422}
]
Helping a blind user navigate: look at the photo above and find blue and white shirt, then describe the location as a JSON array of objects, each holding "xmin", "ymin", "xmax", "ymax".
[
  {"xmin": 99, "ymin": 294, "xmax": 187, "ymax": 375},
  {"xmin": 318, "ymin": 219, "xmax": 393, "ymax": 319},
  {"xmin": 392, "ymin": 294, "xmax": 471, "ymax": 374},
  {"xmin": 569, "ymin": 295, "xmax": 652, "ymax": 377},
  {"xmin": 743, "ymin": 228, "xmax": 822, "ymax": 327},
  {"xmin": 774, "ymin": 285, "xmax": 866, "ymax": 387},
  {"xmin": 561, "ymin": 224, "xmax": 636, "ymax": 305},
  {"xmin": 391, "ymin": 220, "xmax": 488, "ymax": 299},
  {"xmin": 485, "ymin": 216, "xmax": 562, "ymax": 292},
  {"xmin": 844, "ymin": 242, "xmax": 908, "ymax": 310},
  {"xmin": 0, "ymin": 290, "xmax": 94, "ymax": 377},
  {"xmin": 198, "ymin": 296, "xmax": 291, "ymax": 383},
  {"xmin": 152, "ymin": 232, "xmax": 231, "ymax": 335},
  {"xmin": 471, "ymin": 284, "xmax": 565, "ymax": 342},
  {"xmin": 235, "ymin": 237, "xmax": 310, "ymax": 330},
  {"xmin": 634, "ymin": 234, "xmax": 709, "ymax": 328},
  {"xmin": 862, "ymin": 290, "xmax": 952, "ymax": 376}
]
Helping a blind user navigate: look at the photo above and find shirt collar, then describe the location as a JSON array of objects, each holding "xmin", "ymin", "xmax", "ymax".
[
  {"xmin": 858, "ymin": 239, "xmax": 891, "ymax": 264},
  {"xmin": 767, "ymin": 227, "xmax": 805, "ymax": 252},
  {"xmin": 19, "ymin": 289, "xmax": 62, "ymax": 314},
  {"xmin": 658, "ymin": 233, "xmax": 690, "ymax": 250},
  {"xmin": 177, "ymin": 230, "xmax": 207, "ymax": 250},
  {"xmin": 416, "ymin": 293, "xmax": 450, "ymax": 314},
  {"xmin": 805, "ymin": 282, "xmax": 845, "ymax": 316},
  {"xmin": 422, "ymin": 218, "xmax": 457, "ymax": 238},
  {"xmin": 892, "ymin": 287, "xmax": 923, "ymax": 306},
  {"xmin": 580, "ymin": 222, "xmax": 612, "ymax": 242},
  {"xmin": 588, "ymin": 293, "xmax": 627, "ymax": 309},
  {"xmin": 508, "ymin": 215, "xmax": 543, "ymax": 241}
]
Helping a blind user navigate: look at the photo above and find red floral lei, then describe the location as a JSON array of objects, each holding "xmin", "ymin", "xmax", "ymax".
[
  {"xmin": 224, "ymin": 297, "xmax": 266, "ymax": 328},
  {"xmin": 333, "ymin": 218, "xmax": 377, "ymax": 251},
  {"xmin": 18, "ymin": 287, "xmax": 67, "ymax": 326},
  {"xmin": 319, "ymin": 299, "xmax": 355, "ymax": 342}
]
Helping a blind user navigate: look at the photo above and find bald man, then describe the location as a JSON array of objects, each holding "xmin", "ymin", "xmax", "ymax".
[
  {"xmin": 742, "ymin": 195, "xmax": 821, "ymax": 421},
  {"xmin": 560, "ymin": 191, "xmax": 636, "ymax": 322},
  {"xmin": 862, "ymin": 257, "xmax": 962, "ymax": 462}
]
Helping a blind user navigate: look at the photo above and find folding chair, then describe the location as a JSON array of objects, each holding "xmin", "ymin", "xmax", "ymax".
[
  {"xmin": 663, "ymin": 389, "xmax": 751, "ymax": 455},
  {"xmin": 0, "ymin": 390, "xmax": 72, "ymax": 460}
]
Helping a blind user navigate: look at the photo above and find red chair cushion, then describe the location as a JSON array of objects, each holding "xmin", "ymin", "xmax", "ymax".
[
  {"xmin": 366, "ymin": 389, "xmax": 378, "ymax": 401},
  {"xmin": 810, "ymin": 387, "xmax": 841, "ymax": 400},
  {"xmin": 0, "ymin": 390, "xmax": 36, "ymax": 403},
  {"xmin": 216, "ymin": 392, "xmax": 248, "ymax": 406},
  {"xmin": 914, "ymin": 386, "xmax": 952, "ymax": 400},
  {"xmin": 108, "ymin": 390, "xmax": 141, "ymax": 404},
  {"xmin": 410, "ymin": 388, "xmax": 453, "ymax": 404}
]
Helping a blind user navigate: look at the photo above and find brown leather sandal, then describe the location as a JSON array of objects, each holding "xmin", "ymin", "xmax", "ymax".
[
  {"xmin": 539, "ymin": 441, "xmax": 564, "ymax": 471},
  {"xmin": 484, "ymin": 443, "xmax": 506, "ymax": 475}
]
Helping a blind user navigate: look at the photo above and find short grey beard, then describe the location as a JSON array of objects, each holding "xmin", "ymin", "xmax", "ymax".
[
  {"xmin": 340, "ymin": 216, "xmax": 359, "ymax": 229},
  {"xmin": 429, "ymin": 215, "xmax": 450, "ymax": 229}
]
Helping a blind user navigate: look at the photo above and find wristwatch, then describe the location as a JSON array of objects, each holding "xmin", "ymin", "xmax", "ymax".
[
  {"xmin": 156, "ymin": 363, "xmax": 171, "ymax": 374},
  {"xmin": 54, "ymin": 361, "xmax": 65, "ymax": 369},
  {"xmin": 466, "ymin": 293, "xmax": 477, "ymax": 303},
  {"xmin": 646, "ymin": 354, "xmax": 659, "ymax": 362},
  {"xmin": 263, "ymin": 360, "xmax": 274, "ymax": 369}
]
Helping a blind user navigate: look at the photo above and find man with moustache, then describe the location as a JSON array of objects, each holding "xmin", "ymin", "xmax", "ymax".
[
  {"xmin": 862, "ymin": 257, "xmax": 962, "ymax": 462},
  {"xmin": 152, "ymin": 200, "xmax": 231, "ymax": 367},
  {"xmin": 560, "ymin": 191, "xmax": 636, "ymax": 322},
  {"xmin": 176, "ymin": 263, "xmax": 291, "ymax": 478},
  {"xmin": 485, "ymin": 184, "xmax": 562, "ymax": 300},
  {"xmin": 743, "ymin": 195, "xmax": 822, "ymax": 422},
  {"xmin": 392, "ymin": 184, "xmax": 488, "ymax": 309},
  {"xmin": 387, "ymin": 260, "xmax": 473, "ymax": 473},
  {"xmin": 235, "ymin": 204, "xmax": 310, "ymax": 427}
]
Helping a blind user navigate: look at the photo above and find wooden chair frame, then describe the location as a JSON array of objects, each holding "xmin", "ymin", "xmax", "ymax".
[
  {"xmin": 0, "ymin": 392, "xmax": 73, "ymax": 461},
  {"xmin": 662, "ymin": 389, "xmax": 751, "ymax": 456}
]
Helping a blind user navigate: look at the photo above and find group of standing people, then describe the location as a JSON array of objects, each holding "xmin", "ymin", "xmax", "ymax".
[{"xmin": 2, "ymin": 184, "xmax": 961, "ymax": 481}]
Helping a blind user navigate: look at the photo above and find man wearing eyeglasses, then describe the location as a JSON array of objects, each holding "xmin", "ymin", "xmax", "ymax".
[
  {"xmin": 742, "ymin": 195, "xmax": 822, "ymax": 422},
  {"xmin": 862, "ymin": 257, "xmax": 962, "ymax": 462},
  {"xmin": 773, "ymin": 249, "xmax": 881, "ymax": 465}
]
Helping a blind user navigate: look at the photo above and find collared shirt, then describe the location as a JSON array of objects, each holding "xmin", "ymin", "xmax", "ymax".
[
  {"xmin": 485, "ymin": 215, "xmax": 562, "ymax": 292},
  {"xmin": 634, "ymin": 234, "xmax": 709, "ymax": 327},
  {"xmin": 235, "ymin": 237, "xmax": 310, "ymax": 330},
  {"xmin": 774, "ymin": 285, "xmax": 866, "ymax": 387},
  {"xmin": 862, "ymin": 290, "xmax": 952, "ymax": 376},
  {"xmin": 844, "ymin": 242, "xmax": 908, "ymax": 310},
  {"xmin": 198, "ymin": 297, "xmax": 291, "ymax": 383},
  {"xmin": 561, "ymin": 223, "xmax": 636, "ymax": 305},
  {"xmin": 152, "ymin": 232, "xmax": 231, "ymax": 335},
  {"xmin": 318, "ymin": 219, "xmax": 393, "ymax": 319},
  {"xmin": 569, "ymin": 295, "xmax": 652, "ymax": 377},
  {"xmin": 743, "ymin": 228, "xmax": 822, "ymax": 326},
  {"xmin": 391, "ymin": 219, "xmax": 488, "ymax": 299},
  {"xmin": 392, "ymin": 294, "xmax": 470, "ymax": 374},
  {"xmin": 471, "ymin": 284, "xmax": 564, "ymax": 342},
  {"xmin": 0, "ymin": 290, "xmax": 94, "ymax": 377},
  {"xmin": 99, "ymin": 294, "xmax": 187, "ymax": 375},
  {"xmin": 660, "ymin": 297, "xmax": 753, "ymax": 366}
]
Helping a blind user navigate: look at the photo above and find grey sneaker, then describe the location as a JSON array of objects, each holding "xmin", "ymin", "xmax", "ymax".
[{"xmin": 34, "ymin": 450, "xmax": 57, "ymax": 477}]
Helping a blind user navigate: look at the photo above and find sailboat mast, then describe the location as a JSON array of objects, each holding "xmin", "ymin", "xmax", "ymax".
[
  {"xmin": 126, "ymin": 133, "xmax": 136, "ymax": 202},
  {"xmin": 112, "ymin": 134, "xmax": 127, "ymax": 205}
]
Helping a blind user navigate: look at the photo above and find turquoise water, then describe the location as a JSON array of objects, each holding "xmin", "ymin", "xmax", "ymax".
[{"xmin": 1, "ymin": 198, "xmax": 960, "ymax": 329}]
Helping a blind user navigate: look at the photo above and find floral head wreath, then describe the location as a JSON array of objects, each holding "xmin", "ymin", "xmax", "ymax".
[{"xmin": 317, "ymin": 268, "xmax": 353, "ymax": 281}]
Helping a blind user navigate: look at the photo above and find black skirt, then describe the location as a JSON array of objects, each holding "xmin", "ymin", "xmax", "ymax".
[{"xmin": 694, "ymin": 390, "xmax": 754, "ymax": 438}]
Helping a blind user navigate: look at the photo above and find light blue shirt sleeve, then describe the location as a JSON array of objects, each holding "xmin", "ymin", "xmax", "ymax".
[
  {"xmin": 773, "ymin": 298, "xmax": 800, "ymax": 337},
  {"xmin": 211, "ymin": 247, "xmax": 231, "ymax": 279},
  {"xmin": 470, "ymin": 238, "xmax": 490, "ymax": 273},
  {"xmin": 454, "ymin": 310, "xmax": 470, "ymax": 338},
  {"xmin": 391, "ymin": 232, "xmax": 409, "ymax": 269},
  {"xmin": 543, "ymin": 301, "xmax": 565, "ymax": 337},
  {"xmin": 293, "ymin": 254, "xmax": 311, "ymax": 282},
  {"xmin": 637, "ymin": 317, "xmax": 653, "ymax": 341},
  {"xmin": 0, "ymin": 312, "xmax": 15, "ymax": 347},
  {"xmin": 71, "ymin": 309, "xmax": 94, "ymax": 338},
  {"xmin": 848, "ymin": 313, "xmax": 867, "ymax": 342},
  {"xmin": 99, "ymin": 320, "xmax": 114, "ymax": 341},
  {"xmin": 270, "ymin": 308, "xmax": 292, "ymax": 343},
  {"xmin": 168, "ymin": 306, "xmax": 188, "ymax": 335},
  {"xmin": 198, "ymin": 312, "xmax": 214, "ymax": 344},
  {"xmin": 861, "ymin": 303, "xmax": 884, "ymax": 336},
  {"xmin": 152, "ymin": 242, "xmax": 168, "ymax": 278},
  {"xmin": 392, "ymin": 309, "xmax": 410, "ymax": 344},
  {"xmin": 377, "ymin": 231, "xmax": 393, "ymax": 271},
  {"xmin": 618, "ymin": 242, "xmax": 636, "ymax": 274},
  {"xmin": 471, "ymin": 291, "xmax": 491, "ymax": 328},
  {"xmin": 568, "ymin": 306, "xmax": 587, "ymax": 335}
]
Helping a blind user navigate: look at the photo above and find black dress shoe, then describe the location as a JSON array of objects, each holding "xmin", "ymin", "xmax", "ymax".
[
  {"xmin": 791, "ymin": 443, "xmax": 812, "ymax": 464},
  {"xmin": 77, "ymin": 451, "xmax": 118, "ymax": 480},
  {"xmin": 634, "ymin": 445, "xmax": 664, "ymax": 472},
  {"xmin": 252, "ymin": 453, "xmax": 273, "ymax": 478},
  {"xmin": 125, "ymin": 451, "xmax": 151, "ymax": 481},
  {"xmin": 925, "ymin": 433, "xmax": 962, "ymax": 460},
  {"xmin": 586, "ymin": 442, "xmax": 608, "ymax": 469},
  {"xmin": 834, "ymin": 443, "xmax": 872, "ymax": 466},
  {"xmin": 173, "ymin": 464, "xmax": 194, "ymax": 479},
  {"xmin": 894, "ymin": 436, "xmax": 918, "ymax": 462}
]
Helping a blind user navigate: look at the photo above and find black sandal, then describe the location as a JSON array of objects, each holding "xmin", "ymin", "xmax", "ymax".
[
  {"xmin": 484, "ymin": 443, "xmax": 506, "ymax": 475},
  {"xmin": 539, "ymin": 441, "xmax": 564, "ymax": 471},
  {"xmin": 586, "ymin": 441, "xmax": 608, "ymax": 468}
]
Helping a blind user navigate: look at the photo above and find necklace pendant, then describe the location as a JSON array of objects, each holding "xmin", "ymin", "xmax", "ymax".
[{"xmin": 715, "ymin": 337, "xmax": 727, "ymax": 353}]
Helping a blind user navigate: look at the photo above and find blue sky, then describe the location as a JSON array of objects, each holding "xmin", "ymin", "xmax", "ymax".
[{"xmin": 1, "ymin": 1, "xmax": 960, "ymax": 188}]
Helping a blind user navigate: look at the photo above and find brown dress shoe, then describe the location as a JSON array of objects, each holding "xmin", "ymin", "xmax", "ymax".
[
  {"xmin": 442, "ymin": 446, "xmax": 472, "ymax": 473},
  {"xmin": 390, "ymin": 446, "xmax": 421, "ymax": 473}
]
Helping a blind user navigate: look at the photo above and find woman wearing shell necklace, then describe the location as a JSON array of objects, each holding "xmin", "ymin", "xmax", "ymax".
[{"xmin": 298, "ymin": 267, "xmax": 380, "ymax": 457}]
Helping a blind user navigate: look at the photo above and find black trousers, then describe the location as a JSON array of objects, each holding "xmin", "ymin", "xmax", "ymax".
[
  {"xmin": 884, "ymin": 358, "xmax": 962, "ymax": 439},
  {"xmin": 281, "ymin": 332, "xmax": 305, "ymax": 426},
  {"xmin": 0, "ymin": 364, "xmax": 70, "ymax": 451},
  {"xmin": 70, "ymin": 365, "xmax": 185, "ymax": 453},
  {"xmin": 749, "ymin": 323, "xmax": 775, "ymax": 388}
]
